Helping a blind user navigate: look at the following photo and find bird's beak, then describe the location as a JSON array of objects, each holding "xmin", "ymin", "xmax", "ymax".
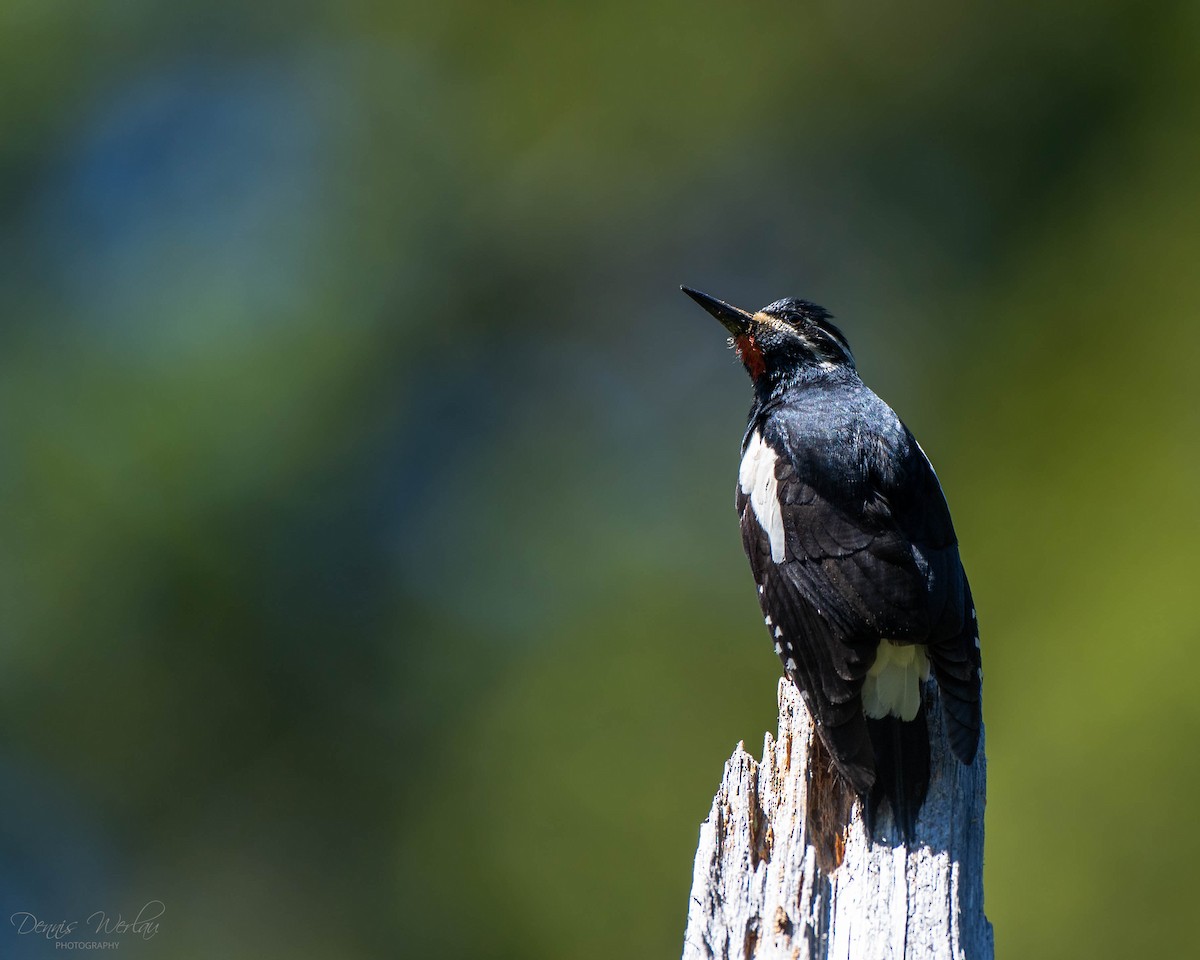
[{"xmin": 681, "ymin": 286, "xmax": 754, "ymax": 336}]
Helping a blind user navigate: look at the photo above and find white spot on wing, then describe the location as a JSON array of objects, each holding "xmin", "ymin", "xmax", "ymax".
[
  {"xmin": 739, "ymin": 431, "xmax": 787, "ymax": 563},
  {"xmin": 774, "ymin": 626, "xmax": 783, "ymax": 638}
]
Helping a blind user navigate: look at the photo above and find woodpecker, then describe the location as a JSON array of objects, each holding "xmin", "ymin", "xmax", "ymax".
[{"xmin": 682, "ymin": 286, "xmax": 981, "ymax": 869}]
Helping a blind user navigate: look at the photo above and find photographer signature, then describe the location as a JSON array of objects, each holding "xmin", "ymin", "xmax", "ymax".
[{"xmin": 10, "ymin": 901, "xmax": 164, "ymax": 941}]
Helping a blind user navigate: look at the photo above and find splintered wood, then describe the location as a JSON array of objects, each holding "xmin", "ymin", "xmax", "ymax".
[{"xmin": 681, "ymin": 679, "xmax": 992, "ymax": 960}]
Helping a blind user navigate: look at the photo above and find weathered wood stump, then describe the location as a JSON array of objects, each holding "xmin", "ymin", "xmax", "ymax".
[{"xmin": 682, "ymin": 678, "xmax": 992, "ymax": 960}]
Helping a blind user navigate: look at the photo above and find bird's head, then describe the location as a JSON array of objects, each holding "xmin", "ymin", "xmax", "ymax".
[{"xmin": 682, "ymin": 287, "xmax": 856, "ymax": 387}]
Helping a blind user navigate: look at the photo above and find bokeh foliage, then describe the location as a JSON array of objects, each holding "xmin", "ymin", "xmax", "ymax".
[{"xmin": 1, "ymin": 2, "xmax": 1198, "ymax": 958}]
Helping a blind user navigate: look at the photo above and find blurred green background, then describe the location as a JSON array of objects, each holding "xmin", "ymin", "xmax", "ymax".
[{"xmin": 1, "ymin": 1, "xmax": 1197, "ymax": 958}]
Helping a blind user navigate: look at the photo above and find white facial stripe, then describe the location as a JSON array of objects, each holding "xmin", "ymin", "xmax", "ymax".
[
  {"xmin": 751, "ymin": 311, "xmax": 792, "ymax": 335},
  {"xmin": 862, "ymin": 641, "xmax": 930, "ymax": 722},
  {"xmin": 752, "ymin": 311, "xmax": 856, "ymax": 367},
  {"xmin": 739, "ymin": 431, "xmax": 787, "ymax": 563},
  {"xmin": 821, "ymin": 328, "xmax": 855, "ymax": 366}
]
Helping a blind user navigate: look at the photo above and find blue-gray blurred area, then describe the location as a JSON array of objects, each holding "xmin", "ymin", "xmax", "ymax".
[{"xmin": 0, "ymin": 2, "xmax": 1197, "ymax": 958}]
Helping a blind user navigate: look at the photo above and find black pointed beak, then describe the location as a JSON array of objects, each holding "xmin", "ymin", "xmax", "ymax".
[{"xmin": 680, "ymin": 286, "xmax": 754, "ymax": 336}]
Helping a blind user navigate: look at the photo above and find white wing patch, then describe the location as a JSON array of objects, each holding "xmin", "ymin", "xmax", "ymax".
[
  {"xmin": 739, "ymin": 431, "xmax": 787, "ymax": 563},
  {"xmin": 862, "ymin": 641, "xmax": 930, "ymax": 722}
]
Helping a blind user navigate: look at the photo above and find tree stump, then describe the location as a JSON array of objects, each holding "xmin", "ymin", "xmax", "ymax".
[{"xmin": 682, "ymin": 678, "xmax": 992, "ymax": 960}]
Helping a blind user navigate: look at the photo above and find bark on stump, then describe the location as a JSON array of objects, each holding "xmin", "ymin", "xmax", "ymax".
[{"xmin": 682, "ymin": 678, "xmax": 992, "ymax": 960}]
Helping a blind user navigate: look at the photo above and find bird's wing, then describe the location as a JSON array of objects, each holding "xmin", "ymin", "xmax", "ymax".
[
  {"xmin": 884, "ymin": 428, "xmax": 967, "ymax": 641},
  {"xmin": 928, "ymin": 574, "xmax": 983, "ymax": 763},
  {"xmin": 889, "ymin": 428, "xmax": 982, "ymax": 762},
  {"xmin": 737, "ymin": 423, "xmax": 956, "ymax": 791}
]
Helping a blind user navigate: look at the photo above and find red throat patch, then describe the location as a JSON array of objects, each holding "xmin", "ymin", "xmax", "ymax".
[{"xmin": 735, "ymin": 333, "xmax": 766, "ymax": 380}]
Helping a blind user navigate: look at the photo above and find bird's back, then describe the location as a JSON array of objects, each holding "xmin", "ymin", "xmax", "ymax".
[{"xmin": 738, "ymin": 373, "xmax": 980, "ymax": 861}]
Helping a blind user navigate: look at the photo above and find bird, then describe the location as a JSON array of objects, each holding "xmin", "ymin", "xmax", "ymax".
[{"xmin": 681, "ymin": 286, "xmax": 981, "ymax": 870}]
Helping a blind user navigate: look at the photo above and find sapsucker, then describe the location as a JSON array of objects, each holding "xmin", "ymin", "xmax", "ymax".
[{"xmin": 682, "ymin": 286, "xmax": 982, "ymax": 870}]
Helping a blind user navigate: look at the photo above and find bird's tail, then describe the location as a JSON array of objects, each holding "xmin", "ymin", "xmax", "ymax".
[
  {"xmin": 804, "ymin": 704, "xmax": 931, "ymax": 868},
  {"xmin": 865, "ymin": 706, "xmax": 930, "ymax": 842}
]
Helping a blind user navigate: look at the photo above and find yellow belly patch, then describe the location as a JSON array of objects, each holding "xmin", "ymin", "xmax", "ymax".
[{"xmin": 863, "ymin": 641, "xmax": 930, "ymax": 722}]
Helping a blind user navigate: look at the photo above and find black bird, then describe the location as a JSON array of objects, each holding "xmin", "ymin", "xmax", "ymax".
[{"xmin": 682, "ymin": 286, "xmax": 981, "ymax": 870}]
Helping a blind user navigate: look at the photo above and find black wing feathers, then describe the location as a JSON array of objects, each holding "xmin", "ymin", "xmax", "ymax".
[
  {"xmin": 740, "ymin": 484, "xmax": 876, "ymax": 792},
  {"xmin": 927, "ymin": 578, "xmax": 983, "ymax": 764},
  {"xmin": 740, "ymin": 407, "xmax": 981, "ymax": 815}
]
